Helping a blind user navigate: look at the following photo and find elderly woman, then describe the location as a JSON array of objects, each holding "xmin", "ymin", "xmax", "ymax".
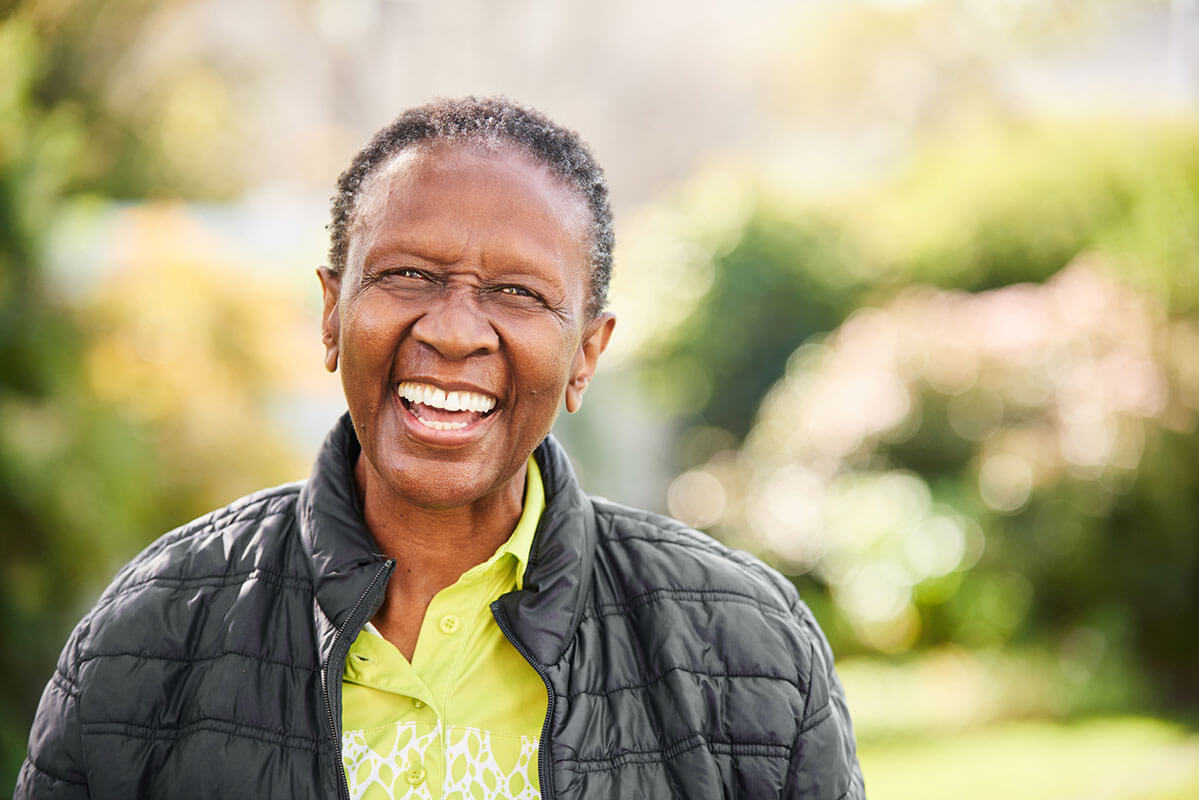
[{"xmin": 18, "ymin": 97, "xmax": 863, "ymax": 799}]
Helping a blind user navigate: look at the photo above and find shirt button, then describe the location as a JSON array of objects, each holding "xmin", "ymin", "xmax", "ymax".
[
  {"xmin": 405, "ymin": 761, "xmax": 427, "ymax": 785},
  {"xmin": 412, "ymin": 698, "xmax": 424, "ymax": 709},
  {"xmin": 438, "ymin": 614, "xmax": 460, "ymax": 634}
]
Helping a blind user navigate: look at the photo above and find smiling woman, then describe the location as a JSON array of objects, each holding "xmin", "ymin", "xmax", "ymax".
[{"xmin": 17, "ymin": 98, "xmax": 863, "ymax": 800}]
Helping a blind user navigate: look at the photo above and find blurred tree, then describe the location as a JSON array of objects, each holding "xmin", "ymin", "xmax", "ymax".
[
  {"xmin": 639, "ymin": 206, "xmax": 860, "ymax": 445},
  {"xmin": 0, "ymin": 14, "xmax": 154, "ymax": 781},
  {"xmin": 853, "ymin": 122, "xmax": 1199, "ymax": 309},
  {"xmin": 11, "ymin": 0, "xmax": 244, "ymax": 200},
  {"xmin": 642, "ymin": 121, "xmax": 1199, "ymax": 465},
  {"xmin": 714, "ymin": 268, "xmax": 1198, "ymax": 690},
  {"xmin": 646, "ymin": 122, "xmax": 1199, "ymax": 709},
  {"xmin": 0, "ymin": 2, "xmax": 273, "ymax": 787}
]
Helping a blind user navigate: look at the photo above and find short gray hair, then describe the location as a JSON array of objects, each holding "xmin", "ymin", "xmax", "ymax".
[{"xmin": 327, "ymin": 96, "xmax": 614, "ymax": 316}]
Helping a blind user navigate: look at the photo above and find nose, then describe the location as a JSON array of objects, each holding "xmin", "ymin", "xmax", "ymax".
[{"xmin": 410, "ymin": 286, "xmax": 500, "ymax": 359}]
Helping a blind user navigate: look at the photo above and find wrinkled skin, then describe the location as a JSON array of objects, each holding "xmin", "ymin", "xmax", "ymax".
[{"xmin": 318, "ymin": 141, "xmax": 615, "ymax": 518}]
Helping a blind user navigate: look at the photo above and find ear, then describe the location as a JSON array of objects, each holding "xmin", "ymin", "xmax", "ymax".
[
  {"xmin": 565, "ymin": 312, "xmax": 616, "ymax": 413},
  {"xmin": 317, "ymin": 267, "xmax": 342, "ymax": 373}
]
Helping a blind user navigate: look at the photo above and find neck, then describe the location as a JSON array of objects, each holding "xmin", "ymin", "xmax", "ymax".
[{"xmin": 353, "ymin": 453, "xmax": 527, "ymax": 659}]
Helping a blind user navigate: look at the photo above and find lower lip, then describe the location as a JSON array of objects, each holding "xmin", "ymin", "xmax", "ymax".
[{"xmin": 394, "ymin": 393, "xmax": 498, "ymax": 445}]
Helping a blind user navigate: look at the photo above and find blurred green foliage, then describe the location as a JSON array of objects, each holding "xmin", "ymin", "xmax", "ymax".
[
  {"xmin": 649, "ymin": 122, "xmax": 1199, "ymax": 445},
  {"xmin": 647, "ymin": 120, "xmax": 1199, "ymax": 710},
  {"xmin": 1, "ymin": 3, "xmax": 288, "ymax": 788},
  {"xmin": 854, "ymin": 123, "xmax": 1199, "ymax": 305},
  {"xmin": 3, "ymin": 0, "xmax": 1198, "ymax": 791},
  {"xmin": 2, "ymin": 12, "xmax": 150, "ymax": 783},
  {"xmin": 641, "ymin": 211, "xmax": 860, "ymax": 439}
]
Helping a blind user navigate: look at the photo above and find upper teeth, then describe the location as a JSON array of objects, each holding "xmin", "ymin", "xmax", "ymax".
[{"xmin": 397, "ymin": 381, "xmax": 497, "ymax": 413}]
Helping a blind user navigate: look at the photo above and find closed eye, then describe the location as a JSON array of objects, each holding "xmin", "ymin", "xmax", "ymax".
[
  {"xmin": 485, "ymin": 282, "xmax": 568, "ymax": 317},
  {"xmin": 372, "ymin": 267, "xmax": 438, "ymax": 286}
]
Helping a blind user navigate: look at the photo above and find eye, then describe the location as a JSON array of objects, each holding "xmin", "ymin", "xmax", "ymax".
[
  {"xmin": 499, "ymin": 285, "xmax": 535, "ymax": 298},
  {"xmin": 373, "ymin": 267, "xmax": 435, "ymax": 286}
]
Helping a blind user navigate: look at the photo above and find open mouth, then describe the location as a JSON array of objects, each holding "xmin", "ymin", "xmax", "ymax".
[{"xmin": 396, "ymin": 381, "xmax": 498, "ymax": 432}]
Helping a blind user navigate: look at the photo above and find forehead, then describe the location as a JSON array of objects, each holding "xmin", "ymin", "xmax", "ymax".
[{"xmin": 348, "ymin": 141, "xmax": 591, "ymax": 265}]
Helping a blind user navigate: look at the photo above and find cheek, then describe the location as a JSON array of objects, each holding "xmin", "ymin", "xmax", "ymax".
[
  {"xmin": 339, "ymin": 303, "xmax": 405, "ymax": 391},
  {"xmin": 342, "ymin": 294, "xmax": 405, "ymax": 350},
  {"xmin": 518, "ymin": 332, "xmax": 578, "ymax": 405}
]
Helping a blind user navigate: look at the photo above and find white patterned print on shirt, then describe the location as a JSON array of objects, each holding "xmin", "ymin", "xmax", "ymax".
[{"xmin": 342, "ymin": 720, "xmax": 541, "ymax": 800}]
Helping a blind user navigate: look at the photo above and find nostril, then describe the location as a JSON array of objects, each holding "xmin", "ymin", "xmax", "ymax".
[{"xmin": 409, "ymin": 301, "xmax": 500, "ymax": 359}]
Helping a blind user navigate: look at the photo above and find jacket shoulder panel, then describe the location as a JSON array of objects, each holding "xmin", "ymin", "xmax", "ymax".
[
  {"xmin": 98, "ymin": 481, "xmax": 307, "ymax": 601},
  {"xmin": 65, "ymin": 482, "xmax": 322, "ymax": 730},
  {"xmin": 588, "ymin": 497, "xmax": 806, "ymax": 621},
  {"xmin": 549, "ymin": 497, "xmax": 855, "ymax": 794},
  {"xmin": 582, "ymin": 497, "xmax": 826, "ymax": 692}
]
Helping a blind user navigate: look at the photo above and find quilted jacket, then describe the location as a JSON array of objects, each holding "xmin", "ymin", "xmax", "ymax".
[{"xmin": 18, "ymin": 414, "xmax": 864, "ymax": 798}]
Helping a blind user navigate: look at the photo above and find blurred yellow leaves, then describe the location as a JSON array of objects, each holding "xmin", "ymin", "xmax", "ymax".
[
  {"xmin": 153, "ymin": 66, "xmax": 243, "ymax": 196},
  {"xmin": 81, "ymin": 203, "xmax": 319, "ymax": 499}
]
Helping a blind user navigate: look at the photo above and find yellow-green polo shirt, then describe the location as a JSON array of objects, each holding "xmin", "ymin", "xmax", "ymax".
[{"xmin": 341, "ymin": 458, "xmax": 547, "ymax": 800}]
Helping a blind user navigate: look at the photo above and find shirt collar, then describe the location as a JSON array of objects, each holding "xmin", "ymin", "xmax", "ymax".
[
  {"xmin": 507, "ymin": 455, "xmax": 543, "ymax": 590},
  {"xmin": 457, "ymin": 455, "xmax": 544, "ymax": 591}
]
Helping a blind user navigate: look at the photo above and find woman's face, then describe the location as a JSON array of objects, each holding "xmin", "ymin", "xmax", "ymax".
[{"xmin": 320, "ymin": 141, "xmax": 614, "ymax": 510}]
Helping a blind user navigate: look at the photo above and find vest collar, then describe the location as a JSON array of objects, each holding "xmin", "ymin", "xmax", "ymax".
[
  {"xmin": 497, "ymin": 434, "xmax": 598, "ymax": 667},
  {"xmin": 299, "ymin": 414, "xmax": 388, "ymax": 640},
  {"xmin": 299, "ymin": 413, "xmax": 596, "ymax": 666}
]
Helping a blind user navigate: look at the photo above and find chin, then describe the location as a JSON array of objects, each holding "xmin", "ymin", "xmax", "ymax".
[{"xmin": 384, "ymin": 458, "xmax": 511, "ymax": 511}]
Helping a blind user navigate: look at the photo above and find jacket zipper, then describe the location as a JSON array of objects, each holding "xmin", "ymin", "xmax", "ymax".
[
  {"xmin": 492, "ymin": 601, "xmax": 556, "ymax": 800},
  {"xmin": 324, "ymin": 558, "xmax": 394, "ymax": 800}
]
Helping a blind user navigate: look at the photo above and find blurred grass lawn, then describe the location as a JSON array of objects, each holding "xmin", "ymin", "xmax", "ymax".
[{"xmin": 858, "ymin": 716, "xmax": 1199, "ymax": 800}]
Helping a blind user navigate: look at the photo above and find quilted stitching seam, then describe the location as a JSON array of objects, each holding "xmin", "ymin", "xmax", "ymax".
[
  {"xmin": 581, "ymin": 587, "xmax": 792, "ymax": 623},
  {"xmin": 97, "ymin": 566, "xmax": 312, "ymax": 612},
  {"xmin": 24, "ymin": 758, "xmax": 87, "ymax": 786},
  {"xmin": 82, "ymin": 718, "xmax": 327, "ymax": 753},
  {"xmin": 77, "ymin": 649, "xmax": 317, "ymax": 672},
  {"xmin": 565, "ymin": 665, "xmax": 802, "ymax": 698},
  {"xmin": 555, "ymin": 733, "xmax": 791, "ymax": 772}
]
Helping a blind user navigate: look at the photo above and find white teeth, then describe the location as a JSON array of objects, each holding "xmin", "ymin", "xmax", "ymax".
[
  {"xmin": 396, "ymin": 381, "xmax": 497, "ymax": 414},
  {"xmin": 416, "ymin": 418, "xmax": 468, "ymax": 431}
]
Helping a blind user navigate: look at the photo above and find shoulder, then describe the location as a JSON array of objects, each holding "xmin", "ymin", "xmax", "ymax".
[
  {"xmin": 585, "ymin": 497, "xmax": 834, "ymax": 677},
  {"xmin": 575, "ymin": 498, "xmax": 845, "ymax": 750},
  {"xmin": 104, "ymin": 482, "xmax": 305, "ymax": 594},
  {"xmin": 563, "ymin": 494, "xmax": 864, "ymax": 794},
  {"xmin": 69, "ymin": 482, "xmax": 309, "ymax": 665},
  {"xmin": 589, "ymin": 496, "xmax": 805, "ymax": 620}
]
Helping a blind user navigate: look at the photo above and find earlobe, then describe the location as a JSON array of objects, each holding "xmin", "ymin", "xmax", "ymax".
[
  {"xmin": 317, "ymin": 267, "xmax": 342, "ymax": 373},
  {"xmin": 565, "ymin": 313, "xmax": 616, "ymax": 413},
  {"xmin": 322, "ymin": 330, "xmax": 339, "ymax": 372}
]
